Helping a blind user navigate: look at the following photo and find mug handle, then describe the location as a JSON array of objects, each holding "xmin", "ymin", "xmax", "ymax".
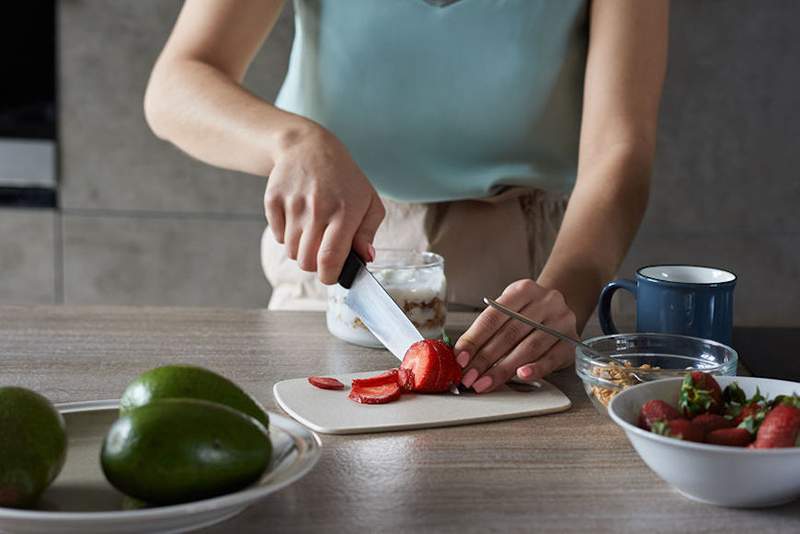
[{"xmin": 598, "ymin": 279, "xmax": 637, "ymax": 335}]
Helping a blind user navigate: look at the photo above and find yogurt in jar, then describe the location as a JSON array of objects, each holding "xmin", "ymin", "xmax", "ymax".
[{"xmin": 326, "ymin": 250, "xmax": 446, "ymax": 348}]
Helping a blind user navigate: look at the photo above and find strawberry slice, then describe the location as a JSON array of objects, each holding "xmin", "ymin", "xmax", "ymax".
[
  {"xmin": 307, "ymin": 376, "xmax": 345, "ymax": 390},
  {"xmin": 351, "ymin": 369, "xmax": 399, "ymax": 388},
  {"xmin": 348, "ymin": 383, "xmax": 402, "ymax": 404}
]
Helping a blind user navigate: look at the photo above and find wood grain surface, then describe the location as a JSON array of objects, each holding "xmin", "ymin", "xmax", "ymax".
[{"xmin": 1, "ymin": 305, "xmax": 798, "ymax": 533}]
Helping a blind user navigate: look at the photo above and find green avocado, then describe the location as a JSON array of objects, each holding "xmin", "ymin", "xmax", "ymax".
[
  {"xmin": 119, "ymin": 365, "xmax": 269, "ymax": 428},
  {"xmin": 101, "ymin": 398, "xmax": 271, "ymax": 505},
  {"xmin": 0, "ymin": 387, "xmax": 67, "ymax": 508}
]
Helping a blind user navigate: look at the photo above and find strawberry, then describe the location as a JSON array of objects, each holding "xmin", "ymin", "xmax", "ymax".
[
  {"xmin": 351, "ymin": 369, "xmax": 399, "ymax": 388},
  {"xmin": 707, "ymin": 427, "xmax": 753, "ymax": 447},
  {"xmin": 678, "ymin": 372, "xmax": 723, "ymax": 417},
  {"xmin": 348, "ymin": 382, "xmax": 402, "ymax": 405},
  {"xmin": 638, "ymin": 400, "xmax": 680, "ymax": 431},
  {"xmin": 307, "ymin": 376, "xmax": 345, "ymax": 390},
  {"xmin": 724, "ymin": 384, "xmax": 768, "ymax": 426},
  {"xmin": 651, "ymin": 418, "xmax": 705, "ymax": 443},
  {"xmin": 400, "ymin": 339, "xmax": 462, "ymax": 393},
  {"xmin": 751, "ymin": 398, "xmax": 800, "ymax": 449},
  {"xmin": 692, "ymin": 413, "xmax": 733, "ymax": 436}
]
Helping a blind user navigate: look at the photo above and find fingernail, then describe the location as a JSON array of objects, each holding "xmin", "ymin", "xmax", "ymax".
[
  {"xmin": 518, "ymin": 366, "xmax": 533, "ymax": 380},
  {"xmin": 473, "ymin": 376, "xmax": 493, "ymax": 393},
  {"xmin": 462, "ymin": 368, "xmax": 479, "ymax": 388},
  {"xmin": 367, "ymin": 244, "xmax": 376, "ymax": 262},
  {"xmin": 456, "ymin": 351, "xmax": 470, "ymax": 367}
]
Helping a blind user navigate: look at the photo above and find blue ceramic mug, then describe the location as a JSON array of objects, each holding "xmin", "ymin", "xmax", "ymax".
[{"xmin": 598, "ymin": 265, "xmax": 736, "ymax": 345}]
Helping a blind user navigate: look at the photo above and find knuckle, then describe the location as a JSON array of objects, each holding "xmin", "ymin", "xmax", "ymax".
[
  {"xmin": 297, "ymin": 253, "xmax": 315, "ymax": 272},
  {"xmin": 508, "ymin": 278, "xmax": 537, "ymax": 295},
  {"xmin": 287, "ymin": 195, "xmax": 306, "ymax": 214},
  {"xmin": 545, "ymin": 289, "xmax": 565, "ymax": 307},
  {"xmin": 562, "ymin": 308, "xmax": 577, "ymax": 328},
  {"xmin": 317, "ymin": 248, "xmax": 340, "ymax": 270},
  {"xmin": 264, "ymin": 190, "xmax": 281, "ymax": 210}
]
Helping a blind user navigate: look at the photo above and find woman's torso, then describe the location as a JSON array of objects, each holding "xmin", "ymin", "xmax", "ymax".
[{"xmin": 276, "ymin": 0, "xmax": 589, "ymax": 202}]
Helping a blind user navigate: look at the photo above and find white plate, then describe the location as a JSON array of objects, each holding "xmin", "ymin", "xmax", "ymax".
[{"xmin": 0, "ymin": 400, "xmax": 321, "ymax": 533}]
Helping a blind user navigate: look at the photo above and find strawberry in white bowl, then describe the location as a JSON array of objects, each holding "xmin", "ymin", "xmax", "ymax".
[{"xmin": 608, "ymin": 374, "xmax": 800, "ymax": 507}]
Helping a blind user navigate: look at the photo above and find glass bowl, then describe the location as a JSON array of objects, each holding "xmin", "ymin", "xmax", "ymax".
[
  {"xmin": 326, "ymin": 249, "xmax": 446, "ymax": 348},
  {"xmin": 575, "ymin": 333, "xmax": 738, "ymax": 415}
]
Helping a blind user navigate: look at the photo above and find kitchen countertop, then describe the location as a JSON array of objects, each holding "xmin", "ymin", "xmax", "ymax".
[{"xmin": 2, "ymin": 305, "xmax": 799, "ymax": 532}]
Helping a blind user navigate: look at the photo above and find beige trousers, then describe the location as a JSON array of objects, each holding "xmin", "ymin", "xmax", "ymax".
[{"xmin": 261, "ymin": 188, "xmax": 568, "ymax": 311}]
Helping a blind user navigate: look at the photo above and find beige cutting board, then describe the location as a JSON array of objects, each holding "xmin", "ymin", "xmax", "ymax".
[{"xmin": 273, "ymin": 370, "xmax": 571, "ymax": 435}]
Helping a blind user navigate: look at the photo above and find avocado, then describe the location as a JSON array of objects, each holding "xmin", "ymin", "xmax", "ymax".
[
  {"xmin": 101, "ymin": 398, "xmax": 271, "ymax": 505},
  {"xmin": 0, "ymin": 387, "xmax": 67, "ymax": 508},
  {"xmin": 119, "ymin": 365, "xmax": 269, "ymax": 428}
]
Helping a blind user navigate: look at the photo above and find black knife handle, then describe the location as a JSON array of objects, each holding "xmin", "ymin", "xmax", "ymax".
[{"xmin": 338, "ymin": 249, "xmax": 365, "ymax": 289}]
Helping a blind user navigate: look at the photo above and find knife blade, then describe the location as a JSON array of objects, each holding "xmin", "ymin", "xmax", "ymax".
[{"xmin": 338, "ymin": 250, "xmax": 423, "ymax": 361}]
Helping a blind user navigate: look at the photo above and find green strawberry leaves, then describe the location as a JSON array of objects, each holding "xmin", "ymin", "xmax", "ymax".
[
  {"xmin": 650, "ymin": 420, "xmax": 670, "ymax": 436},
  {"xmin": 737, "ymin": 411, "xmax": 767, "ymax": 435},
  {"xmin": 723, "ymin": 382, "xmax": 747, "ymax": 405},
  {"xmin": 441, "ymin": 331, "xmax": 453, "ymax": 348},
  {"xmin": 679, "ymin": 374, "xmax": 717, "ymax": 416}
]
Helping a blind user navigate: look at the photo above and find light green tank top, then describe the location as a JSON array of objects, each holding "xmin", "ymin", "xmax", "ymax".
[{"xmin": 275, "ymin": 0, "xmax": 589, "ymax": 202}]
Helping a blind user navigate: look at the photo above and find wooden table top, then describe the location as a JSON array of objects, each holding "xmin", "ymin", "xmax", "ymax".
[{"xmin": 2, "ymin": 305, "xmax": 799, "ymax": 533}]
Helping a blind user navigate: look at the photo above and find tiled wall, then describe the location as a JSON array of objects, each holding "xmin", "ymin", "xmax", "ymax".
[{"xmin": 1, "ymin": 1, "xmax": 798, "ymax": 324}]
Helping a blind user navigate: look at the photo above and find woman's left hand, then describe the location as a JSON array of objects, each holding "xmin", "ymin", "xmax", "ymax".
[{"xmin": 453, "ymin": 279, "xmax": 578, "ymax": 393}]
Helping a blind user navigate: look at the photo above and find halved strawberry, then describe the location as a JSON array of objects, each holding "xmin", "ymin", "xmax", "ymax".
[
  {"xmin": 400, "ymin": 339, "xmax": 461, "ymax": 393},
  {"xmin": 351, "ymin": 369, "xmax": 399, "ymax": 388},
  {"xmin": 307, "ymin": 376, "xmax": 345, "ymax": 390},
  {"xmin": 348, "ymin": 383, "xmax": 402, "ymax": 405},
  {"xmin": 678, "ymin": 371, "xmax": 723, "ymax": 417},
  {"xmin": 707, "ymin": 427, "xmax": 752, "ymax": 447}
]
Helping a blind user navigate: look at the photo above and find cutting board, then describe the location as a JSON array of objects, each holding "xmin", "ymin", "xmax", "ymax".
[{"xmin": 273, "ymin": 371, "xmax": 571, "ymax": 434}]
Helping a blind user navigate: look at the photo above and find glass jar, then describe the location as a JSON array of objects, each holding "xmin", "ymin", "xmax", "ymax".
[{"xmin": 326, "ymin": 249, "xmax": 447, "ymax": 348}]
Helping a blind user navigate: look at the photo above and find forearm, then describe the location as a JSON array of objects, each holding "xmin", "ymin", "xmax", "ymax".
[
  {"xmin": 144, "ymin": 57, "xmax": 317, "ymax": 177},
  {"xmin": 537, "ymin": 144, "xmax": 652, "ymax": 332}
]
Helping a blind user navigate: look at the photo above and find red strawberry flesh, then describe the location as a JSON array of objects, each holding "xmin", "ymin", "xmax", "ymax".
[
  {"xmin": 308, "ymin": 376, "xmax": 345, "ymax": 390},
  {"xmin": 400, "ymin": 339, "xmax": 462, "ymax": 393},
  {"xmin": 351, "ymin": 369, "xmax": 399, "ymax": 388},
  {"xmin": 348, "ymin": 383, "xmax": 402, "ymax": 404}
]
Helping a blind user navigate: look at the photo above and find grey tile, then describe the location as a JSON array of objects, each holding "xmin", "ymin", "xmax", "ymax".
[
  {"xmin": 614, "ymin": 230, "xmax": 800, "ymax": 327},
  {"xmin": 646, "ymin": 0, "xmax": 800, "ymax": 235},
  {"xmin": 62, "ymin": 214, "xmax": 270, "ymax": 307},
  {"xmin": 0, "ymin": 209, "xmax": 57, "ymax": 304},
  {"xmin": 58, "ymin": 1, "xmax": 292, "ymax": 215}
]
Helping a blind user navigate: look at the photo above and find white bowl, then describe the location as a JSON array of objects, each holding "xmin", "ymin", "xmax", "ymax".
[{"xmin": 608, "ymin": 376, "xmax": 800, "ymax": 508}]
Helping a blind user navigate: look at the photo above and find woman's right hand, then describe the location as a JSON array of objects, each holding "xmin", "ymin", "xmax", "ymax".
[{"xmin": 264, "ymin": 124, "xmax": 385, "ymax": 285}]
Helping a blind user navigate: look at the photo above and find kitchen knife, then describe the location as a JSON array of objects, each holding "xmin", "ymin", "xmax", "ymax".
[{"xmin": 338, "ymin": 250, "xmax": 423, "ymax": 361}]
